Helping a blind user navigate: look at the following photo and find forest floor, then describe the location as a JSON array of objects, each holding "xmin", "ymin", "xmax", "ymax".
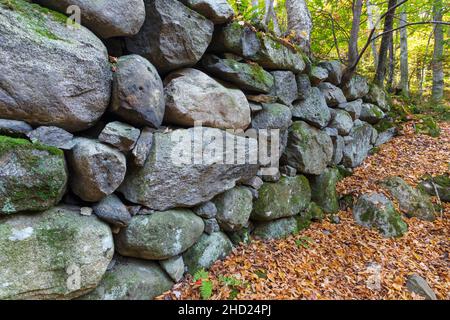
[{"xmin": 158, "ymin": 121, "xmax": 450, "ymax": 300}]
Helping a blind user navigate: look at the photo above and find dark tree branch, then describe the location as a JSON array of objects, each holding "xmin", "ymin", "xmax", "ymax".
[
  {"xmin": 342, "ymin": 0, "xmax": 409, "ymax": 83},
  {"xmin": 371, "ymin": 21, "xmax": 450, "ymax": 41}
]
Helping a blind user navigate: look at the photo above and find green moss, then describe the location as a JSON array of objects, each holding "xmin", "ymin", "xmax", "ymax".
[
  {"xmin": 0, "ymin": 135, "xmax": 66, "ymax": 215},
  {"xmin": 0, "ymin": 0, "xmax": 70, "ymax": 41},
  {"xmin": 0, "ymin": 135, "xmax": 63, "ymax": 157}
]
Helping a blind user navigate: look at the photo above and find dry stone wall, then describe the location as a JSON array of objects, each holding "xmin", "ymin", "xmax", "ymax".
[{"xmin": 0, "ymin": 0, "xmax": 394, "ymax": 300}]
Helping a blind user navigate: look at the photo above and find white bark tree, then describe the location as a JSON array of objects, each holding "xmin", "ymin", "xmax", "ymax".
[
  {"xmin": 399, "ymin": 7, "xmax": 409, "ymax": 97},
  {"xmin": 431, "ymin": 0, "xmax": 444, "ymax": 102},
  {"xmin": 285, "ymin": 0, "xmax": 313, "ymax": 54},
  {"xmin": 366, "ymin": 0, "xmax": 379, "ymax": 69}
]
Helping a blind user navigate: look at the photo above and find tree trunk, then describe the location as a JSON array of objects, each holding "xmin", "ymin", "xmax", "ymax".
[
  {"xmin": 285, "ymin": 0, "xmax": 313, "ymax": 55},
  {"xmin": 348, "ymin": 0, "xmax": 364, "ymax": 66},
  {"xmin": 399, "ymin": 7, "xmax": 409, "ymax": 97},
  {"xmin": 387, "ymin": 35, "xmax": 395, "ymax": 92},
  {"xmin": 374, "ymin": 0, "xmax": 398, "ymax": 86},
  {"xmin": 366, "ymin": 0, "xmax": 379, "ymax": 69},
  {"xmin": 431, "ymin": 0, "xmax": 444, "ymax": 102}
]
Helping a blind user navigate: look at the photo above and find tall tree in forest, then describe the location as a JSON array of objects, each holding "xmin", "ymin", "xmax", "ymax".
[
  {"xmin": 374, "ymin": 0, "xmax": 398, "ymax": 86},
  {"xmin": 348, "ymin": 0, "xmax": 364, "ymax": 67},
  {"xmin": 285, "ymin": 0, "xmax": 313, "ymax": 54},
  {"xmin": 399, "ymin": 6, "xmax": 409, "ymax": 97},
  {"xmin": 431, "ymin": 0, "xmax": 444, "ymax": 102},
  {"xmin": 366, "ymin": 0, "xmax": 379, "ymax": 69},
  {"xmin": 387, "ymin": 35, "xmax": 395, "ymax": 91}
]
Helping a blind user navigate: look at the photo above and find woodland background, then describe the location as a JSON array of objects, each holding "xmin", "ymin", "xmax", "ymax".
[{"xmin": 227, "ymin": 0, "xmax": 449, "ymax": 121}]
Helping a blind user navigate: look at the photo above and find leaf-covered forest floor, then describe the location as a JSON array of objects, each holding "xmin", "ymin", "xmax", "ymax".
[{"xmin": 158, "ymin": 122, "xmax": 450, "ymax": 300}]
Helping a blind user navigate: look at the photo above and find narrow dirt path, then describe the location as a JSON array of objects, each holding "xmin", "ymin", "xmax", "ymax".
[{"xmin": 159, "ymin": 122, "xmax": 450, "ymax": 300}]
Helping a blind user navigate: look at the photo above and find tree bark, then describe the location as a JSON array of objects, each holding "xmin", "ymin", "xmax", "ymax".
[
  {"xmin": 366, "ymin": 0, "xmax": 379, "ymax": 69},
  {"xmin": 431, "ymin": 0, "xmax": 444, "ymax": 102},
  {"xmin": 374, "ymin": 0, "xmax": 398, "ymax": 86},
  {"xmin": 348, "ymin": 0, "xmax": 364, "ymax": 66},
  {"xmin": 399, "ymin": 7, "xmax": 409, "ymax": 97},
  {"xmin": 285, "ymin": 0, "xmax": 313, "ymax": 55},
  {"xmin": 387, "ymin": 35, "xmax": 395, "ymax": 92}
]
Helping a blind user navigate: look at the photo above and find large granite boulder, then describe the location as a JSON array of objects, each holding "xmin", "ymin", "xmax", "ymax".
[
  {"xmin": 364, "ymin": 83, "xmax": 390, "ymax": 112},
  {"xmin": 115, "ymin": 209, "xmax": 204, "ymax": 260},
  {"xmin": 318, "ymin": 82, "xmax": 347, "ymax": 106},
  {"xmin": 164, "ymin": 68, "xmax": 251, "ymax": 130},
  {"xmin": 251, "ymin": 102, "xmax": 292, "ymax": 157},
  {"xmin": 67, "ymin": 138, "xmax": 127, "ymax": 202},
  {"xmin": 183, "ymin": 232, "xmax": 233, "ymax": 273},
  {"xmin": 292, "ymin": 87, "xmax": 331, "ymax": 128},
  {"xmin": 309, "ymin": 66, "xmax": 328, "ymax": 85},
  {"xmin": 282, "ymin": 121, "xmax": 333, "ymax": 175},
  {"xmin": 342, "ymin": 120, "xmax": 374, "ymax": 168},
  {"xmin": 252, "ymin": 217, "xmax": 298, "ymax": 240},
  {"xmin": 0, "ymin": 136, "xmax": 67, "ymax": 215},
  {"xmin": 211, "ymin": 22, "xmax": 305, "ymax": 73},
  {"xmin": 318, "ymin": 60, "xmax": 343, "ymax": 85},
  {"xmin": 110, "ymin": 55, "xmax": 165, "ymax": 128},
  {"xmin": 270, "ymin": 71, "xmax": 298, "ymax": 106},
  {"xmin": 0, "ymin": 0, "xmax": 111, "ymax": 132},
  {"xmin": 0, "ymin": 206, "xmax": 114, "ymax": 299},
  {"xmin": 382, "ymin": 177, "xmax": 436, "ymax": 221},
  {"xmin": 310, "ymin": 168, "xmax": 340, "ymax": 214},
  {"xmin": 252, "ymin": 176, "xmax": 311, "ymax": 221},
  {"xmin": 296, "ymin": 74, "xmax": 312, "ymax": 100},
  {"xmin": 341, "ymin": 74, "xmax": 369, "ymax": 101},
  {"xmin": 119, "ymin": 128, "xmax": 259, "ymax": 210},
  {"xmin": 353, "ymin": 193, "xmax": 408, "ymax": 238},
  {"xmin": 213, "ymin": 187, "xmax": 253, "ymax": 231},
  {"xmin": 337, "ymin": 99, "xmax": 363, "ymax": 120},
  {"xmin": 360, "ymin": 103, "xmax": 385, "ymax": 124},
  {"xmin": 329, "ymin": 109, "xmax": 354, "ymax": 136},
  {"xmin": 34, "ymin": 0, "xmax": 146, "ymax": 38},
  {"xmin": 81, "ymin": 257, "xmax": 174, "ymax": 300},
  {"xmin": 125, "ymin": 0, "xmax": 214, "ymax": 73},
  {"xmin": 200, "ymin": 54, "xmax": 274, "ymax": 93},
  {"xmin": 180, "ymin": 0, "xmax": 234, "ymax": 24}
]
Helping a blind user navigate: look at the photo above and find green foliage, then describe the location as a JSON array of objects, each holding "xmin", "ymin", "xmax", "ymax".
[
  {"xmin": 193, "ymin": 268, "xmax": 209, "ymax": 282},
  {"xmin": 199, "ymin": 280, "xmax": 213, "ymax": 300},
  {"xmin": 193, "ymin": 269, "xmax": 213, "ymax": 300},
  {"xmin": 415, "ymin": 116, "xmax": 441, "ymax": 137}
]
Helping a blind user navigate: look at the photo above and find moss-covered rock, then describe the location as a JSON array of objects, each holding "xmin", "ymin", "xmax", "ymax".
[
  {"xmin": 282, "ymin": 121, "xmax": 333, "ymax": 175},
  {"xmin": 115, "ymin": 209, "xmax": 204, "ymax": 260},
  {"xmin": 210, "ymin": 22, "xmax": 305, "ymax": 73},
  {"xmin": 252, "ymin": 217, "xmax": 298, "ymax": 240},
  {"xmin": 309, "ymin": 168, "xmax": 341, "ymax": 214},
  {"xmin": 80, "ymin": 257, "xmax": 174, "ymax": 300},
  {"xmin": 0, "ymin": 135, "xmax": 67, "ymax": 215},
  {"xmin": 382, "ymin": 177, "xmax": 436, "ymax": 221},
  {"xmin": 360, "ymin": 103, "xmax": 385, "ymax": 124},
  {"xmin": 353, "ymin": 193, "xmax": 408, "ymax": 238},
  {"xmin": 201, "ymin": 54, "xmax": 274, "ymax": 93},
  {"xmin": 306, "ymin": 202, "xmax": 325, "ymax": 221},
  {"xmin": 183, "ymin": 232, "xmax": 233, "ymax": 274},
  {"xmin": 0, "ymin": 206, "xmax": 114, "ymax": 299},
  {"xmin": 213, "ymin": 186, "xmax": 253, "ymax": 231},
  {"xmin": 0, "ymin": 0, "xmax": 112, "ymax": 132},
  {"xmin": 252, "ymin": 175, "xmax": 311, "ymax": 221},
  {"xmin": 364, "ymin": 83, "xmax": 391, "ymax": 112}
]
